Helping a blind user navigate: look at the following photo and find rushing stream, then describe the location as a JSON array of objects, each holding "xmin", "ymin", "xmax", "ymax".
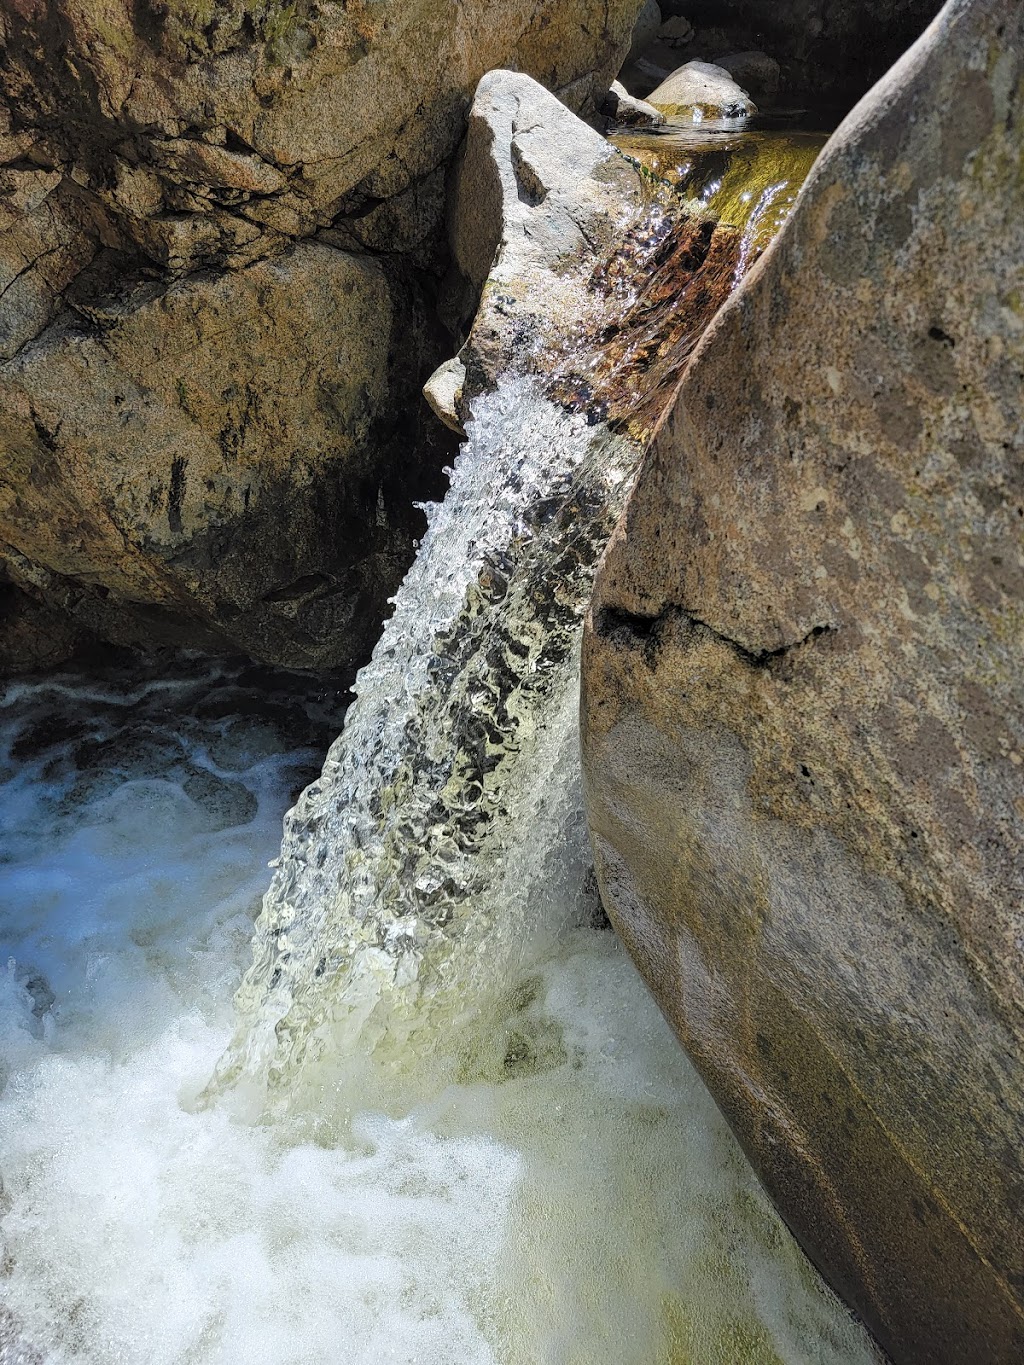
[{"xmin": 0, "ymin": 119, "xmax": 876, "ymax": 1364}]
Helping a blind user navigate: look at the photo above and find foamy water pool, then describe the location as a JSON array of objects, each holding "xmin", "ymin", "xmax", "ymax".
[{"xmin": 0, "ymin": 665, "xmax": 875, "ymax": 1364}]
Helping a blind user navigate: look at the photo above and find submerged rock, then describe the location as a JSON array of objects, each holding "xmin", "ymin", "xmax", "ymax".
[
  {"xmin": 647, "ymin": 61, "xmax": 757, "ymax": 119},
  {"xmin": 583, "ymin": 1, "xmax": 1024, "ymax": 1361},
  {"xmin": 613, "ymin": 125, "xmax": 827, "ymax": 259}
]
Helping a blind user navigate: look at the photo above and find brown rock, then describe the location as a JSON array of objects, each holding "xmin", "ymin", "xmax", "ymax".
[
  {"xmin": 0, "ymin": 0, "xmax": 644, "ymax": 671},
  {"xmin": 0, "ymin": 0, "xmax": 645, "ymax": 309},
  {"xmin": 0, "ymin": 242, "xmax": 443, "ymax": 671},
  {"xmin": 583, "ymin": 1, "xmax": 1024, "ymax": 1361}
]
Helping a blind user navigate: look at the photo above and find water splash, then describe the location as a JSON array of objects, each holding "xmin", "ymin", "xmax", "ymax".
[
  {"xmin": 0, "ymin": 661, "xmax": 876, "ymax": 1365},
  {"xmin": 216, "ymin": 383, "xmax": 637, "ymax": 1112}
]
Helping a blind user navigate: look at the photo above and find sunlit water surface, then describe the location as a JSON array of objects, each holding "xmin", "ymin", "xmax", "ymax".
[{"xmin": 0, "ymin": 658, "xmax": 875, "ymax": 1364}]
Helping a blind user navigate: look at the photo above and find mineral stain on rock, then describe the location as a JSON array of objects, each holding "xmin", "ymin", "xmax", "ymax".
[{"xmin": 167, "ymin": 455, "xmax": 187, "ymax": 535}]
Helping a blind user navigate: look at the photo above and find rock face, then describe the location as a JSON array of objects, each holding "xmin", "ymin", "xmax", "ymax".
[
  {"xmin": 0, "ymin": 0, "xmax": 643, "ymax": 670},
  {"xmin": 582, "ymin": 2, "xmax": 1024, "ymax": 1362},
  {"xmin": 0, "ymin": 0, "xmax": 643, "ymax": 310},
  {"xmin": 647, "ymin": 61, "xmax": 757, "ymax": 119},
  {"xmin": 0, "ymin": 244, "xmax": 441, "ymax": 671}
]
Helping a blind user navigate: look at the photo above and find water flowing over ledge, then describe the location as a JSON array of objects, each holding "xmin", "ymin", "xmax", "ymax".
[
  {"xmin": 0, "ymin": 85, "xmax": 878, "ymax": 1365},
  {"xmin": 215, "ymin": 383, "xmax": 638, "ymax": 1114}
]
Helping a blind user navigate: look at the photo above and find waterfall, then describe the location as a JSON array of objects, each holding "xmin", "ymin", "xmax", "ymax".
[
  {"xmin": 216, "ymin": 382, "xmax": 638, "ymax": 1113},
  {"xmin": 0, "ymin": 111, "xmax": 878, "ymax": 1365},
  {"xmin": 216, "ymin": 118, "xmax": 831, "ymax": 1116}
]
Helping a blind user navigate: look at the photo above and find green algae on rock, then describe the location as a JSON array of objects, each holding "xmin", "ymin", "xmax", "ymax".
[{"xmin": 613, "ymin": 125, "xmax": 828, "ymax": 260}]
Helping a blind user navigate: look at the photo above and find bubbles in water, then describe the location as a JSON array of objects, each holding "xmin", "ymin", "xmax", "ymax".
[{"xmin": 0, "ymin": 549, "xmax": 874, "ymax": 1365}]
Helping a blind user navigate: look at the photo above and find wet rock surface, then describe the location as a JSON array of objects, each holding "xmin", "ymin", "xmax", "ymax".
[
  {"xmin": 583, "ymin": 1, "xmax": 1024, "ymax": 1361},
  {"xmin": 430, "ymin": 71, "xmax": 749, "ymax": 443}
]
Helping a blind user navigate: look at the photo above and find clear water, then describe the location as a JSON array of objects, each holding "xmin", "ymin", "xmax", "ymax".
[
  {"xmin": 0, "ymin": 386, "xmax": 875, "ymax": 1364},
  {"xmin": 613, "ymin": 122, "xmax": 829, "ymax": 270}
]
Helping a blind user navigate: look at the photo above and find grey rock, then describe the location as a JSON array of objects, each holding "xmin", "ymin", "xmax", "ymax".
[
  {"xmin": 601, "ymin": 80, "xmax": 668, "ymax": 126},
  {"xmin": 659, "ymin": 15, "xmax": 695, "ymax": 46},
  {"xmin": 583, "ymin": 2, "xmax": 1024, "ymax": 1361},
  {"xmin": 448, "ymin": 71, "xmax": 646, "ymax": 394},
  {"xmin": 647, "ymin": 61, "xmax": 757, "ymax": 118}
]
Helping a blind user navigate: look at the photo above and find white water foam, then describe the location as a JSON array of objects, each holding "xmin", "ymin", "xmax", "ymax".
[{"xmin": 0, "ymin": 430, "xmax": 876, "ymax": 1365}]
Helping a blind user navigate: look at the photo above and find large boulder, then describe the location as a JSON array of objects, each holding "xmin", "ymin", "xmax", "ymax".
[
  {"xmin": 0, "ymin": 0, "xmax": 644, "ymax": 312},
  {"xmin": 441, "ymin": 71, "xmax": 645, "ymax": 406},
  {"xmin": 583, "ymin": 1, "xmax": 1024, "ymax": 1362},
  {"xmin": 0, "ymin": 0, "xmax": 644, "ymax": 670}
]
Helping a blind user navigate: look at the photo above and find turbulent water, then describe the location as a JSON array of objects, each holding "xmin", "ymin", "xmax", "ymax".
[
  {"xmin": 0, "ymin": 122, "xmax": 876, "ymax": 1365},
  {"xmin": 0, "ymin": 643, "xmax": 875, "ymax": 1365},
  {"xmin": 215, "ymin": 385, "xmax": 636, "ymax": 1113}
]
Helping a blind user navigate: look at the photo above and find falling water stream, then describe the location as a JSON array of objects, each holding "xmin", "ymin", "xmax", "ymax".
[{"xmin": 0, "ymin": 119, "xmax": 876, "ymax": 1364}]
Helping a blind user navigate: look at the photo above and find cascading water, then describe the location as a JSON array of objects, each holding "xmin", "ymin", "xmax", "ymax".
[
  {"xmin": 0, "ymin": 115, "xmax": 877, "ymax": 1365},
  {"xmin": 214, "ymin": 385, "xmax": 637, "ymax": 1114}
]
